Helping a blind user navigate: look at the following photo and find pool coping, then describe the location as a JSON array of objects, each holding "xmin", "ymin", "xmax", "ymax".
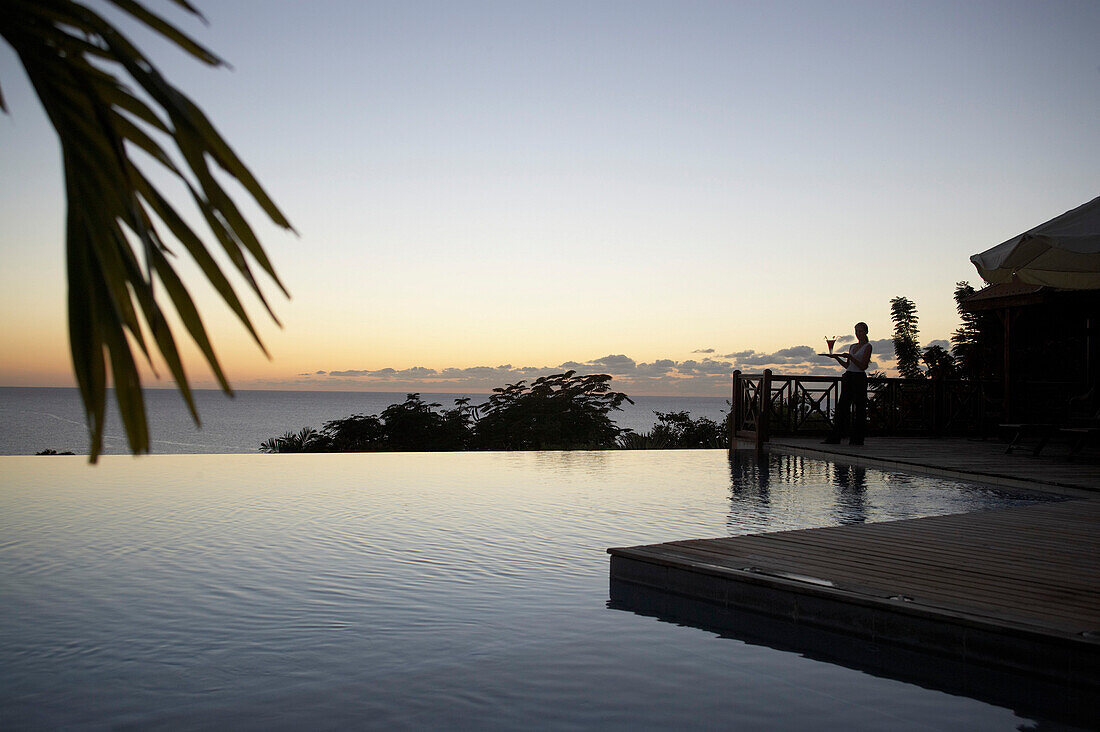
[
  {"xmin": 765, "ymin": 438, "xmax": 1100, "ymax": 498},
  {"xmin": 609, "ymin": 467, "xmax": 1100, "ymax": 691},
  {"xmin": 608, "ymin": 549, "xmax": 1099, "ymax": 689}
]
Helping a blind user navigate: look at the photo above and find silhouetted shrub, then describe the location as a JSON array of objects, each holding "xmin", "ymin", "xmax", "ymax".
[
  {"xmin": 473, "ymin": 371, "xmax": 632, "ymax": 450},
  {"xmin": 315, "ymin": 413, "xmax": 385, "ymax": 452},
  {"xmin": 642, "ymin": 410, "xmax": 726, "ymax": 448},
  {"xmin": 259, "ymin": 373, "xmax": 633, "ymax": 453},
  {"xmin": 259, "ymin": 427, "xmax": 323, "ymax": 453}
]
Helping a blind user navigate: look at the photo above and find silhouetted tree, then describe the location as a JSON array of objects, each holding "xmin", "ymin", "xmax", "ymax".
[
  {"xmin": 1, "ymin": 3, "xmax": 292, "ymax": 460},
  {"xmin": 950, "ymin": 281, "xmax": 1000, "ymax": 380},
  {"xmin": 921, "ymin": 344, "xmax": 958, "ymax": 379},
  {"xmin": 890, "ymin": 296, "xmax": 924, "ymax": 378},
  {"xmin": 376, "ymin": 394, "xmax": 472, "ymax": 451},
  {"xmin": 262, "ymin": 394, "xmax": 476, "ymax": 453},
  {"xmin": 316, "ymin": 413, "xmax": 385, "ymax": 452},
  {"xmin": 647, "ymin": 411, "xmax": 726, "ymax": 448},
  {"xmin": 472, "ymin": 371, "xmax": 632, "ymax": 450},
  {"xmin": 260, "ymin": 428, "xmax": 321, "ymax": 453},
  {"xmin": 261, "ymin": 374, "xmax": 635, "ymax": 453}
]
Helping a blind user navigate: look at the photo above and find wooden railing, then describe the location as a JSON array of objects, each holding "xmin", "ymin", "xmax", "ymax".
[{"xmin": 730, "ymin": 370, "xmax": 1000, "ymax": 449}]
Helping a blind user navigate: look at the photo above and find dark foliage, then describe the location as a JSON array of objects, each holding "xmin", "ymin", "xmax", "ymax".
[
  {"xmin": 373, "ymin": 394, "xmax": 473, "ymax": 451},
  {"xmin": 950, "ymin": 281, "xmax": 1000, "ymax": 380},
  {"xmin": 314, "ymin": 413, "xmax": 386, "ymax": 452},
  {"xmin": 2, "ymin": 1, "xmax": 292, "ymax": 461},
  {"xmin": 921, "ymin": 344, "xmax": 958, "ymax": 379},
  {"xmin": 259, "ymin": 427, "xmax": 322, "ymax": 453},
  {"xmin": 260, "ymin": 394, "xmax": 474, "ymax": 453},
  {"xmin": 260, "ymin": 373, "xmax": 632, "ymax": 452},
  {"xmin": 642, "ymin": 410, "xmax": 727, "ymax": 448},
  {"xmin": 890, "ymin": 295, "xmax": 924, "ymax": 378},
  {"xmin": 474, "ymin": 372, "xmax": 632, "ymax": 450}
]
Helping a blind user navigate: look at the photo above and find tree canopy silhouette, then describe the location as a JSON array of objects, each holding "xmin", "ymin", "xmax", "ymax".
[
  {"xmin": 474, "ymin": 371, "xmax": 632, "ymax": 450},
  {"xmin": 260, "ymin": 373, "xmax": 635, "ymax": 453},
  {"xmin": 1, "ymin": 1, "xmax": 293, "ymax": 461},
  {"xmin": 950, "ymin": 281, "xmax": 999, "ymax": 381},
  {"xmin": 890, "ymin": 296, "xmax": 924, "ymax": 379}
]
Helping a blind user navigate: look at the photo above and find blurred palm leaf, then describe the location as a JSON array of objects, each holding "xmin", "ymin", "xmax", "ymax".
[{"xmin": 0, "ymin": 0, "xmax": 293, "ymax": 461}]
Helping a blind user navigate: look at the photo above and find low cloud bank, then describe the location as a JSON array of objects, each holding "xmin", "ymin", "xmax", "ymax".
[{"xmin": 281, "ymin": 339, "xmax": 927, "ymax": 395}]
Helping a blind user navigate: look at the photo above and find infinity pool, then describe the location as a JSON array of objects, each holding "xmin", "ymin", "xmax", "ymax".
[{"xmin": 0, "ymin": 450, "xmax": 1064, "ymax": 729}]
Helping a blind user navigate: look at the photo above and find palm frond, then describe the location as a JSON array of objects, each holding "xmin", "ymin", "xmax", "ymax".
[{"xmin": 0, "ymin": 1, "xmax": 294, "ymax": 461}]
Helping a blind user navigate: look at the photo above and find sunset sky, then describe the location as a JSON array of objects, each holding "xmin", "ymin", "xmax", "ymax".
[{"xmin": 1, "ymin": 0, "xmax": 1097, "ymax": 396}]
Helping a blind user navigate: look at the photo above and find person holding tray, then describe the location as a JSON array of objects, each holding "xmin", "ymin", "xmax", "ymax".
[{"xmin": 821, "ymin": 322, "xmax": 872, "ymax": 446}]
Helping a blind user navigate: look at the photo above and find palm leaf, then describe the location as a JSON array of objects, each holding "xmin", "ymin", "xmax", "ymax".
[{"xmin": 0, "ymin": 1, "xmax": 294, "ymax": 461}]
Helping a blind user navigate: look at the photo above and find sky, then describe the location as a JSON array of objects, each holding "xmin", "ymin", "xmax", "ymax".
[{"xmin": 1, "ymin": 0, "xmax": 1098, "ymax": 397}]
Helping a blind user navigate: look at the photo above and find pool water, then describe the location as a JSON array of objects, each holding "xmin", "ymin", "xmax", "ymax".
[{"xmin": 0, "ymin": 450, "xmax": 1066, "ymax": 729}]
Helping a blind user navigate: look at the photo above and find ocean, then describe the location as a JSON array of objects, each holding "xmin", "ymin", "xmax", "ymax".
[{"xmin": 0, "ymin": 387, "xmax": 730, "ymax": 456}]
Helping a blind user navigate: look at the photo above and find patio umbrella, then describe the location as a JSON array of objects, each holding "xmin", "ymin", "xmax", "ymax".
[{"xmin": 971, "ymin": 195, "xmax": 1100, "ymax": 289}]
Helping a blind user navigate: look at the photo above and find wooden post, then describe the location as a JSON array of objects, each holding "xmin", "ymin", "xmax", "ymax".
[
  {"xmin": 730, "ymin": 370, "xmax": 741, "ymax": 451},
  {"xmin": 1003, "ymin": 307, "xmax": 1012, "ymax": 421},
  {"xmin": 933, "ymin": 376, "xmax": 945, "ymax": 436},
  {"xmin": 759, "ymin": 369, "xmax": 772, "ymax": 451}
]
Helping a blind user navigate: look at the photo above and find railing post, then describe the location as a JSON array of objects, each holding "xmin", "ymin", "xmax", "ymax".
[
  {"xmin": 759, "ymin": 369, "xmax": 772, "ymax": 450},
  {"xmin": 730, "ymin": 370, "xmax": 741, "ymax": 451},
  {"xmin": 933, "ymin": 377, "xmax": 945, "ymax": 436}
]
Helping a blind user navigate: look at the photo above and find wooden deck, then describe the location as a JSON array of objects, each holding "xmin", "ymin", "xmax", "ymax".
[
  {"xmin": 769, "ymin": 436, "xmax": 1100, "ymax": 495},
  {"xmin": 609, "ymin": 498, "xmax": 1100, "ymax": 687}
]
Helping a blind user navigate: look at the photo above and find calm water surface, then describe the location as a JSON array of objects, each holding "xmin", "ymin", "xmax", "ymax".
[
  {"xmin": 0, "ymin": 450, "xmax": 1062, "ymax": 729},
  {"xmin": 0, "ymin": 387, "xmax": 731, "ymax": 455}
]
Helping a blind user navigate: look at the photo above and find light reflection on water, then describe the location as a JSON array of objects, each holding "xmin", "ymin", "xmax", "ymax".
[{"xmin": 0, "ymin": 450, "xmax": 1055, "ymax": 730}]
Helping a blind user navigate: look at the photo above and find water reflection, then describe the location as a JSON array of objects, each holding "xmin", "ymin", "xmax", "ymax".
[
  {"xmin": 727, "ymin": 450, "xmax": 770, "ymax": 500},
  {"xmin": 727, "ymin": 451, "xmax": 873, "ymax": 533},
  {"xmin": 832, "ymin": 463, "xmax": 867, "ymax": 524},
  {"xmin": 726, "ymin": 450, "xmax": 770, "ymax": 533}
]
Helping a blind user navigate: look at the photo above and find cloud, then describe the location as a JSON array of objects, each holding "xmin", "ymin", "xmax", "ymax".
[
  {"xmin": 300, "ymin": 335, "xmax": 950, "ymax": 395},
  {"xmin": 308, "ymin": 354, "xmax": 736, "ymax": 396},
  {"xmin": 774, "ymin": 346, "xmax": 816, "ymax": 361},
  {"xmin": 677, "ymin": 358, "xmax": 735, "ymax": 375},
  {"xmin": 722, "ymin": 345, "xmax": 817, "ymax": 367},
  {"xmin": 635, "ymin": 359, "xmax": 677, "ymax": 376},
  {"xmin": 869, "ymin": 338, "xmax": 895, "ymax": 358},
  {"xmin": 588, "ymin": 354, "xmax": 637, "ymax": 371},
  {"xmin": 927, "ymin": 339, "xmax": 950, "ymax": 350}
]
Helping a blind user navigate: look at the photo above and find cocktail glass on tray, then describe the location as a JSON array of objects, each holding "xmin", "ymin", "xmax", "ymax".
[{"xmin": 825, "ymin": 336, "xmax": 837, "ymax": 354}]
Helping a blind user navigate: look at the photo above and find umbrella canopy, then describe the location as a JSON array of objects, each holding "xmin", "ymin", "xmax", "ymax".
[{"xmin": 971, "ymin": 195, "xmax": 1100, "ymax": 289}]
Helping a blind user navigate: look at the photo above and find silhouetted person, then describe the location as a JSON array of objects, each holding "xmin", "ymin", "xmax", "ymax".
[{"xmin": 824, "ymin": 322, "xmax": 872, "ymax": 446}]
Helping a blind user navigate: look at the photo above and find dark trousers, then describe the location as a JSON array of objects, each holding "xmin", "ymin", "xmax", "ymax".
[{"xmin": 830, "ymin": 371, "xmax": 868, "ymax": 443}]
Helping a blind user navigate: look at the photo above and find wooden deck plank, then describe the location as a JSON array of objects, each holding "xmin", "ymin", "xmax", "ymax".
[
  {"xmin": 627, "ymin": 501, "xmax": 1100, "ymax": 620},
  {"xmin": 675, "ymin": 524, "xmax": 1100, "ymax": 574},
  {"xmin": 609, "ymin": 496, "xmax": 1100, "ymax": 686},
  {"xmin": 664, "ymin": 539, "xmax": 1100, "ymax": 600},
  {"xmin": 653, "ymin": 542, "xmax": 1099, "ymax": 618},
  {"xmin": 651, "ymin": 546, "xmax": 1099, "ymax": 626},
  {"xmin": 678, "ymin": 527, "xmax": 1100, "ymax": 581}
]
